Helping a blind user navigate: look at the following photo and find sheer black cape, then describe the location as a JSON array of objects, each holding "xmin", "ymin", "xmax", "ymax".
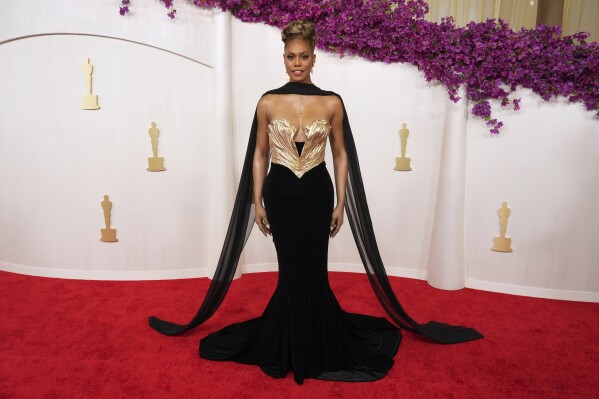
[{"xmin": 149, "ymin": 81, "xmax": 484, "ymax": 344}]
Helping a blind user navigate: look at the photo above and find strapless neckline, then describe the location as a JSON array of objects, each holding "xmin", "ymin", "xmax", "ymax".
[
  {"xmin": 267, "ymin": 117, "xmax": 331, "ymax": 178},
  {"xmin": 268, "ymin": 118, "xmax": 331, "ymax": 138}
]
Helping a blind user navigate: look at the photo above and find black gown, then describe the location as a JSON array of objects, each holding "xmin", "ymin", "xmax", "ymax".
[
  {"xmin": 200, "ymin": 147, "xmax": 401, "ymax": 384},
  {"xmin": 149, "ymin": 82, "xmax": 483, "ymax": 384}
]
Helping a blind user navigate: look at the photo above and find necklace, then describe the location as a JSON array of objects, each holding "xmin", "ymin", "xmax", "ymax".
[
  {"xmin": 295, "ymin": 97, "xmax": 304, "ymax": 115},
  {"xmin": 295, "ymin": 98, "xmax": 304, "ymax": 134}
]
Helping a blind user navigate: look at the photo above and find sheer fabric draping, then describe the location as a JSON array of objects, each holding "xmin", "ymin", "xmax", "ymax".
[{"xmin": 149, "ymin": 82, "xmax": 484, "ymax": 344}]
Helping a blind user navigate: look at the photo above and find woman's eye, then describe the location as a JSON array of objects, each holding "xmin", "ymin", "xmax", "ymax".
[
  {"xmin": 287, "ymin": 55, "xmax": 294, "ymax": 60},
  {"xmin": 301, "ymin": 55, "xmax": 309, "ymax": 59}
]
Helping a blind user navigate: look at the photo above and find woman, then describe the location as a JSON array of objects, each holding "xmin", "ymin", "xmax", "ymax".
[{"xmin": 149, "ymin": 20, "xmax": 482, "ymax": 385}]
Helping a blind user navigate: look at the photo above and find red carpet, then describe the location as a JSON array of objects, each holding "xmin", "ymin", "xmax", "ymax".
[{"xmin": 0, "ymin": 269, "xmax": 598, "ymax": 399}]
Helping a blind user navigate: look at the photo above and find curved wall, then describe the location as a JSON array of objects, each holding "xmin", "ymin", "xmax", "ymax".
[{"xmin": 0, "ymin": 0, "xmax": 213, "ymax": 65}]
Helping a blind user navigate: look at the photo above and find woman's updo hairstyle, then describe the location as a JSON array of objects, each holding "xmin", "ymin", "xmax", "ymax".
[{"xmin": 281, "ymin": 19, "xmax": 317, "ymax": 51}]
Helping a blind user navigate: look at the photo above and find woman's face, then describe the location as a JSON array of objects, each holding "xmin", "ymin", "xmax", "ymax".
[{"xmin": 283, "ymin": 38, "xmax": 315, "ymax": 83}]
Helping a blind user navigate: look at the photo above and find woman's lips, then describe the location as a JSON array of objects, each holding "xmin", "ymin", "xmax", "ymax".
[{"xmin": 292, "ymin": 70, "xmax": 303, "ymax": 75}]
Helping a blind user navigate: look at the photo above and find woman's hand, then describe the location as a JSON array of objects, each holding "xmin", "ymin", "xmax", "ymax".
[
  {"xmin": 330, "ymin": 205, "xmax": 344, "ymax": 238},
  {"xmin": 255, "ymin": 206, "xmax": 271, "ymax": 237}
]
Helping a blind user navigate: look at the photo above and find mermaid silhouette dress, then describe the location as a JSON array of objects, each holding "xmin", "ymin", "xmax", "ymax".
[
  {"xmin": 199, "ymin": 118, "xmax": 401, "ymax": 384},
  {"xmin": 149, "ymin": 82, "xmax": 483, "ymax": 386}
]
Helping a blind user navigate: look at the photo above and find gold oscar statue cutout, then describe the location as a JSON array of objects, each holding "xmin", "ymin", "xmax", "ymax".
[
  {"xmin": 492, "ymin": 201, "xmax": 512, "ymax": 252},
  {"xmin": 100, "ymin": 195, "xmax": 118, "ymax": 242},
  {"xmin": 147, "ymin": 122, "xmax": 165, "ymax": 172},
  {"xmin": 394, "ymin": 122, "xmax": 412, "ymax": 171},
  {"xmin": 81, "ymin": 58, "xmax": 100, "ymax": 110}
]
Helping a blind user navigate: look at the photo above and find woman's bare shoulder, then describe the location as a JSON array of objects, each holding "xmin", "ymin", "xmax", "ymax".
[
  {"xmin": 323, "ymin": 94, "xmax": 342, "ymax": 107},
  {"xmin": 259, "ymin": 94, "xmax": 277, "ymax": 104},
  {"xmin": 257, "ymin": 94, "xmax": 276, "ymax": 113},
  {"xmin": 323, "ymin": 95, "xmax": 342, "ymax": 116}
]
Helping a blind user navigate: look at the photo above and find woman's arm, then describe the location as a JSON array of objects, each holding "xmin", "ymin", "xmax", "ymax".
[
  {"xmin": 253, "ymin": 96, "xmax": 271, "ymax": 236},
  {"xmin": 329, "ymin": 97, "xmax": 348, "ymax": 238}
]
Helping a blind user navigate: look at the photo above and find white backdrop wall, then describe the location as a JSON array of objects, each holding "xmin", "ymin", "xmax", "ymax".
[
  {"xmin": 0, "ymin": 34, "xmax": 214, "ymax": 278},
  {"xmin": 0, "ymin": 0, "xmax": 215, "ymax": 279},
  {"xmin": 464, "ymin": 93, "xmax": 599, "ymax": 298},
  {"xmin": 233, "ymin": 20, "xmax": 449, "ymax": 282},
  {"xmin": 1, "ymin": 0, "xmax": 597, "ymax": 301}
]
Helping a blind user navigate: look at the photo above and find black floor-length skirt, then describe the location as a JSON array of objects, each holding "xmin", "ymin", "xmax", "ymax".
[{"xmin": 200, "ymin": 155, "xmax": 401, "ymax": 385}]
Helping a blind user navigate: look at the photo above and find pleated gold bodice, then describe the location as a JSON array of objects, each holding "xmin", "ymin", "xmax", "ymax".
[{"xmin": 267, "ymin": 118, "xmax": 332, "ymax": 178}]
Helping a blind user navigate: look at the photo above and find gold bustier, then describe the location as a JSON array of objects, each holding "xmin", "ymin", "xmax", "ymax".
[{"xmin": 267, "ymin": 118, "xmax": 332, "ymax": 178}]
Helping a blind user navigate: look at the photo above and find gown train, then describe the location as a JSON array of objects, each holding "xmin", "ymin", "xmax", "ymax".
[
  {"xmin": 149, "ymin": 82, "xmax": 483, "ymax": 384},
  {"xmin": 200, "ymin": 148, "xmax": 401, "ymax": 384}
]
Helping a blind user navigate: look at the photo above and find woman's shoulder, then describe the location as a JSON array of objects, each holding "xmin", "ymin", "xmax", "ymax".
[
  {"xmin": 257, "ymin": 93, "xmax": 279, "ymax": 108},
  {"xmin": 324, "ymin": 93, "xmax": 342, "ymax": 105},
  {"xmin": 258, "ymin": 93, "xmax": 276, "ymax": 104},
  {"xmin": 256, "ymin": 95, "xmax": 273, "ymax": 116},
  {"xmin": 319, "ymin": 93, "xmax": 343, "ymax": 116}
]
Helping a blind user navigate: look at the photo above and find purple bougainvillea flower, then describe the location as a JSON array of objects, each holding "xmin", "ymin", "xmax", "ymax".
[
  {"xmin": 513, "ymin": 98, "xmax": 521, "ymax": 111},
  {"xmin": 118, "ymin": 0, "xmax": 598, "ymax": 134}
]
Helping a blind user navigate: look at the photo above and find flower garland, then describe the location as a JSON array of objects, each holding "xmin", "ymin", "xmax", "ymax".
[{"xmin": 120, "ymin": 0, "xmax": 598, "ymax": 134}]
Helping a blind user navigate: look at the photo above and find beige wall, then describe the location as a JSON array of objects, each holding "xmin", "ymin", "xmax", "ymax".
[{"xmin": 425, "ymin": 0, "xmax": 598, "ymax": 41}]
